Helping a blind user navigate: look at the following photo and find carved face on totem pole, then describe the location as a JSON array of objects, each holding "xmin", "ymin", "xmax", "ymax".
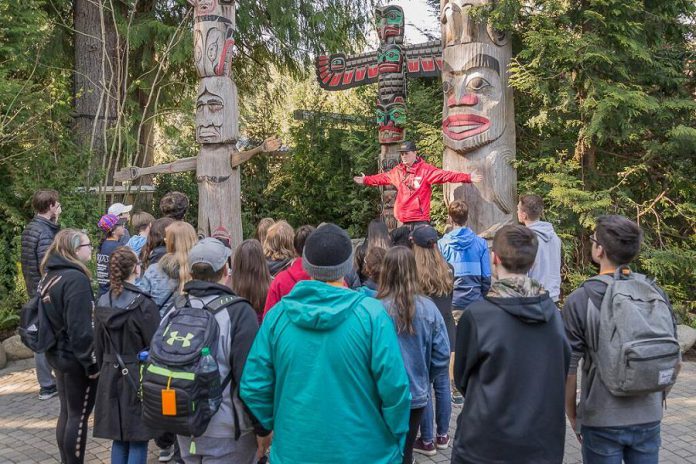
[
  {"xmin": 440, "ymin": 0, "xmax": 512, "ymax": 153},
  {"xmin": 377, "ymin": 44, "xmax": 404, "ymax": 74},
  {"xmin": 375, "ymin": 5, "xmax": 405, "ymax": 44},
  {"xmin": 196, "ymin": 77, "xmax": 238, "ymax": 144},
  {"xmin": 193, "ymin": 0, "xmax": 236, "ymax": 77},
  {"xmin": 376, "ymin": 98, "xmax": 406, "ymax": 144}
]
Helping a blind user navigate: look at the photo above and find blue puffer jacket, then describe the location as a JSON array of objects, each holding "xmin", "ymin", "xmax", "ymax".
[{"xmin": 438, "ymin": 227, "xmax": 491, "ymax": 310}]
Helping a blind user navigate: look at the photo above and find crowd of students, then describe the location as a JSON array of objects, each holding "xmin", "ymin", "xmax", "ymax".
[{"xmin": 19, "ymin": 188, "xmax": 680, "ymax": 464}]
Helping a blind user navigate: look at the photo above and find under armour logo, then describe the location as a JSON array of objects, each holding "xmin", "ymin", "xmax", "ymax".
[{"xmin": 166, "ymin": 331, "xmax": 194, "ymax": 348}]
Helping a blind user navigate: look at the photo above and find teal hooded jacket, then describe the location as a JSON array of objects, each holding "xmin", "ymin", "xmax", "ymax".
[{"xmin": 240, "ymin": 280, "xmax": 411, "ymax": 464}]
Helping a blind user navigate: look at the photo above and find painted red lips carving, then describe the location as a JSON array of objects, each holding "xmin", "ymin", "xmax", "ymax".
[
  {"xmin": 442, "ymin": 114, "xmax": 491, "ymax": 140},
  {"xmin": 379, "ymin": 125, "xmax": 404, "ymax": 143}
]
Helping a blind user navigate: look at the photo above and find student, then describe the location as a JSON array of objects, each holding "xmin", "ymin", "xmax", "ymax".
[
  {"xmin": 140, "ymin": 217, "xmax": 175, "ymax": 270},
  {"xmin": 254, "ymin": 217, "xmax": 275, "ymax": 245},
  {"xmin": 97, "ymin": 214, "xmax": 127, "ymax": 296},
  {"xmin": 230, "ymin": 239, "xmax": 272, "ymax": 324},
  {"xmin": 20, "ymin": 189, "xmax": 61, "ymax": 400},
  {"xmin": 172, "ymin": 238, "xmax": 269, "ymax": 463},
  {"xmin": 384, "ymin": 214, "xmax": 398, "ymax": 234},
  {"xmin": 517, "ymin": 194, "xmax": 562, "ymax": 302},
  {"xmin": 409, "ymin": 226, "xmax": 455, "ymax": 456},
  {"xmin": 262, "ymin": 225, "xmax": 315, "ymax": 316},
  {"xmin": 355, "ymin": 219, "xmax": 392, "ymax": 283},
  {"xmin": 159, "ymin": 191, "xmax": 190, "ymax": 220},
  {"xmin": 138, "ymin": 221, "xmax": 197, "ymax": 313},
  {"xmin": 357, "ymin": 247, "xmax": 386, "ymax": 297},
  {"xmin": 126, "ymin": 211, "xmax": 155, "ymax": 255},
  {"xmin": 563, "ymin": 216, "xmax": 680, "ymax": 464},
  {"xmin": 94, "ymin": 247, "xmax": 160, "ymax": 464},
  {"xmin": 41, "ymin": 229, "xmax": 98, "ymax": 464},
  {"xmin": 241, "ymin": 224, "xmax": 411, "ymax": 464},
  {"xmin": 263, "ymin": 220, "xmax": 295, "ymax": 277},
  {"xmin": 451, "ymin": 225, "xmax": 570, "ymax": 464},
  {"xmin": 108, "ymin": 202, "xmax": 133, "ymax": 245},
  {"xmin": 378, "ymin": 246, "xmax": 451, "ymax": 464}
]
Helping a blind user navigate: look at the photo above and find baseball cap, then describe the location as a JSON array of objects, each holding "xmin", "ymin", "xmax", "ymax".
[
  {"xmin": 410, "ymin": 225, "xmax": 439, "ymax": 247},
  {"xmin": 189, "ymin": 237, "xmax": 232, "ymax": 272},
  {"xmin": 98, "ymin": 214, "xmax": 124, "ymax": 233},
  {"xmin": 108, "ymin": 202, "xmax": 133, "ymax": 216},
  {"xmin": 398, "ymin": 141, "xmax": 417, "ymax": 152}
]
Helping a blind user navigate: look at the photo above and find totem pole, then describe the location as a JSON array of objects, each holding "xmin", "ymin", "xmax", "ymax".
[
  {"xmin": 315, "ymin": 5, "xmax": 441, "ymax": 217},
  {"xmin": 114, "ymin": 0, "xmax": 280, "ymax": 250},
  {"xmin": 440, "ymin": 0, "xmax": 516, "ymax": 236}
]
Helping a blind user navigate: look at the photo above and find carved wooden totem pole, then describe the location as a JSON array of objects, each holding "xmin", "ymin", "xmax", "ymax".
[
  {"xmin": 114, "ymin": 0, "xmax": 279, "ymax": 250},
  {"xmin": 316, "ymin": 5, "xmax": 441, "ymax": 217},
  {"xmin": 440, "ymin": 0, "xmax": 517, "ymax": 236}
]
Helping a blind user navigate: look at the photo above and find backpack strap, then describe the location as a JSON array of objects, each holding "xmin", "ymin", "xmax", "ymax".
[{"xmin": 583, "ymin": 274, "xmax": 614, "ymax": 353}]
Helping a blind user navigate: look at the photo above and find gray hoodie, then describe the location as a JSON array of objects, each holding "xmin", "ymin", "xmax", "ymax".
[{"xmin": 527, "ymin": 221, "xmax": 562, "ymax": 302}]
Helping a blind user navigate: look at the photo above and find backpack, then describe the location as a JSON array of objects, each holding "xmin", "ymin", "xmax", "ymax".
[
  {"xmin": 19, "ymin": 275, "xmax": 61, "ymax": 353},
  {"xmin": 141, "ymin": 293, "xmax": 245, "ymax": 437},
  {"xmin": 585, "ymin": 267, "xmax": 680, "ymax": 397}
]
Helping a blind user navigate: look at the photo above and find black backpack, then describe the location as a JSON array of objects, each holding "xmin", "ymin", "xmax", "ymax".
[
  {"xmin": 19, "ymin": 275, "xmax": 61, "ymax": 353},
  {"xmin": 141, "ymin": 293, "xmax": 245, "ymax": 437}
]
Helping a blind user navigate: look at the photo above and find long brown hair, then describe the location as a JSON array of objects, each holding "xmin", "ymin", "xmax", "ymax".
[
  {"xmin": 109, "ymin": 247, "xmax": 138, "ymax": 297},
  {"xmin": 230, "ymin": 239, "xmax": 271, "ymax": 315},
  {"xmin": 377, "ymin": 246, "xmax": 419, "ymax": 335},
  {"xmin": 413, "ymin": 245, "xmax": 453, "ymax": 297},
  {"xmin": 141, "ymin": 217, "xmax": 175, "ymax": 268},
  {"xmin": 255, "ymin": 217, "xmax": 275, "ymax": 245},
  {"xmin": 162, "ymin": 221, "xmax": 197, "ymax": 292},
  {"xmin": 40, "ymin": 229, "xmax": 91, "ymax": 277},
  {"xmin": 263, "ymin": 220, "xmax": 295, "ymax": 261}
]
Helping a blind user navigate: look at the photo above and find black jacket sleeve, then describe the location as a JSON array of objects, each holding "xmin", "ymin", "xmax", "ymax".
[
  {"xmin": 453, "ymin": 308, "xmax": 480, "ymax": 396},
  {"xmin": 63, "ymin": 274, "xmax": 99, "ymax": 376}
]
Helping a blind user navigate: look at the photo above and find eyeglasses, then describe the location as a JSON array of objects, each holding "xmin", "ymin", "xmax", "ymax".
[
  {"xmin": 589, "ymin": 234, "xmax": 600, "ymax": 246},
  {"xmin": 78, "ymin": 243, "xmax": 92, "ymax": 249}
]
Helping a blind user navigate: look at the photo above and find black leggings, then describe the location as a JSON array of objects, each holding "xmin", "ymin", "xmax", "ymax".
[
  {"xmin": 55, "ymin": 369, "xmax": 97, "ymax": 464},
  {"xmin": 404, "ymin": 407, "xmax": 425, "ymax": 464}
]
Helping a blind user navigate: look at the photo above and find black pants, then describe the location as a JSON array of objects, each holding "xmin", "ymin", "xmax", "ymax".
[
  {"xmin": 55, "ymin": 369, "xmax": 97, "ymax": 464},
  {"xmin": 404, "ymin": 407, "xmax": 425, "ymax": 464}
]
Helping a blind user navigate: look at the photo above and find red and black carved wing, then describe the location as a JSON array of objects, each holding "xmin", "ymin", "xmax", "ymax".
[
  {"xmin": 315, "ymin": 50, "xmax": 380, "ymax": 90},
  {"xmin": 405, "ymin": 40, "xmax": 443, "ymax": 78}
]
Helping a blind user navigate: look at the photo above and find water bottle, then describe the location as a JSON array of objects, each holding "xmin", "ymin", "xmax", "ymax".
[
  {"xmin": 138, "ymin": 350, "xmax": 149, "ymax": 363},
  {"xmin": 200, "ymin": 347, "xmax": 221, "ymax": 412}
]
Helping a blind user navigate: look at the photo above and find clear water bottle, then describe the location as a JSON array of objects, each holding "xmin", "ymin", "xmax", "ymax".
[{"xmin": 200, "ymin": 347, "xmax": 221, "ymax": 412}]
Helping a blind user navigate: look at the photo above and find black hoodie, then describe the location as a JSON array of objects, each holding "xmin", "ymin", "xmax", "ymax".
[
  {"xmin": 451, "ymin": 287, "xmax": 570, "ymax": 464},
  {"xmin": 43, "ymin": 254, "xmax": 99, "ymax": 376}
]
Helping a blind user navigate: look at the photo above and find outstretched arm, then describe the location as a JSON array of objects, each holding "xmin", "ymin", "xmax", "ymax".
[
  {"xmin": 355, "ymin": 171, "xmax": 392, "ymax": 186},
  {"xmin": 427, "ymin": 167, "xmax": 482, "ymax": 185},
  {"xmin": 230, "ymin": 137, "xmax": 282, "ymax": 168},
  {"xmin": 114, "ymin": 158, "xmax": 198, "ymax": 182}
]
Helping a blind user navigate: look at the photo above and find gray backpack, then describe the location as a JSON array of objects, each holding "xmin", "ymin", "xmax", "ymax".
[{"xmin": 586, "ymin": 267, "xmax": 680, "ymax": 397}]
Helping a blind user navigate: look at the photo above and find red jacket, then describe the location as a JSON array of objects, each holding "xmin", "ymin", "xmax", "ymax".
[
  {"xmin": 363, "ymin": 157, "xmax": 472, "ymax": 223},
  {"xmin": 262, "ymin": 258, "xmax": 310, "ymax": 318}
]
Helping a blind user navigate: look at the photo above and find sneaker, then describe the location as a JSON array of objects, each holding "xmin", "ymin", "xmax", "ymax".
[
  {"xmin": 38, "ymin": 386, "xmax": 58, "ymax": 400},
  {"xmin": 436, "ymin": 434, "xmax": 450, "ymax": 449},
  {"xmin": 451, "ymin": 391, "xmax": 464, "ymax": 405},
  {"xmin": 159, "ymin": 445, "xmax": 175, "ymax": 462},
  {"xmin": 413, "ymin": 438, "xmax": 437, "ymax": 456}
]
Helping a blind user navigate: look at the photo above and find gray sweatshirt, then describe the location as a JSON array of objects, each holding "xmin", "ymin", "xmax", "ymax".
[{"xmin": 527, "ymin": 221, "xmax": 562, "ymax": 302}]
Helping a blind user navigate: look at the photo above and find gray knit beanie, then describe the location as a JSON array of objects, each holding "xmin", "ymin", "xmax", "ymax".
[{"xmin": 302, "ymin": 224, "xmax": 354, "ymax": 282}]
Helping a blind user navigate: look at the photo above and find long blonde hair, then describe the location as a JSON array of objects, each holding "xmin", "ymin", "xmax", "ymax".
[
  {"xmin": 163, "ymin": 221, "xmax": 197, "ymax": 292},
  {"xmin": 413, "ymin": 245, "xmax": 453, "ymax": 297},
  {"xmin": 40, "ymin": 229, "xmax": 91, "ymax": 277},
  {"xmin": 263, "ymin": 220, "xmax": 295, "ymax": 261},
  {"xmin": 377, "ymin": 246, "xmax": 419, "ymax": 335}
]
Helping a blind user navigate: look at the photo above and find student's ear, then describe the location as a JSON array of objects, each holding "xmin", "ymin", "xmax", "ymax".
[{"xmin": 491, "ymin": 251, "xmax": 500, "ymax": 266}]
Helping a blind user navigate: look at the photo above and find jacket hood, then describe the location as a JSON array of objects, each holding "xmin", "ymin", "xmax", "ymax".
[
  {"xmin": 285, "ymin": 258, "xmax": 309, "ymax": 284},
  {"xmin": 44, "ymin": 254, "xmax": 88, "ymax": 275},
  {"xmin": 441, "ymin": 227, "xmax": 476, "ymax": 250},
  {"xmin": 95, "ymin": 283, "xmax": 148, "ymax": 330},
  {"xmin": 527, "ymin": 221, "xmax": 556, "ymax": 243},
  {"xmin": 183, "ymin": 279, "xmax": 236, "ymax": 298},
  {"xmin": 487, "ymin": 276, "xmax": 555, "ymax": 324},
  {"xmin": 268, "ymin": 258, "xmax": 292, "ymax": 276},
  {"xmin": 282, "ymin": 280, "xmax": 366, "ymax": 330}
]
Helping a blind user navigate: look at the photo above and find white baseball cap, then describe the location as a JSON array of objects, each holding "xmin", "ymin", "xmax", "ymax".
[{"xmin": 108, "ymin": 202, "xmax": 133, "ymax": 216}]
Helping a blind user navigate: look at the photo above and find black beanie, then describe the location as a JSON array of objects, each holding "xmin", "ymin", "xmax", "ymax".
[{"xmin": 302, "ymin": 224, "xmax": 354, "ymax": 282}]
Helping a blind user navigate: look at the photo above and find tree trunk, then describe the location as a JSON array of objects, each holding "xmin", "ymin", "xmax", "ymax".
[{"xmin": 73, "ymin": 0, "xmax": 120, "ymax": 185}]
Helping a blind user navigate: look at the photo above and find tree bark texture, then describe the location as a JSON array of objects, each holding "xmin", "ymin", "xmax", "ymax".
[{"xmin": 440, "ymin": 0, "xmax": 517, "ymax": 236}]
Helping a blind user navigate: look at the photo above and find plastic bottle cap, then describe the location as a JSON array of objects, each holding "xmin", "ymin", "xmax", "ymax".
[{"xmin": 201, "ymin": 347, "xmax": 210, "ymax": 356}]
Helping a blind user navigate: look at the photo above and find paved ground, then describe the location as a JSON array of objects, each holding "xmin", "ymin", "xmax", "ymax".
[{"xmin": 1, "ymin": 360, "xmax": 694, "ymax": 463}]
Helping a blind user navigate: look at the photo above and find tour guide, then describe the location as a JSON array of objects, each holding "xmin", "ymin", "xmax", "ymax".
[{"xmin": 353, "ymin": 141, "xmax": 482, "ymax": 226}]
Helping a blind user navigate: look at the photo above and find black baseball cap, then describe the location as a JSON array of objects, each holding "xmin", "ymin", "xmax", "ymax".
[
  {"xmin": 398, "ymin": 141, "xmax": 417, "ymax": 152},
  {"xmin": 410, "ymin": 225, "xmax": 439, "ymax": 247}
]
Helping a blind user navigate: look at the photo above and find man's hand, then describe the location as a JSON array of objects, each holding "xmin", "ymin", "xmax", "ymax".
[
  {"xmin": 353, "ymin": 173, "xmax": 366, "ymax": 185},
  {"xmin": 256, "ymin": 432, "xmax": 272, "ymax": 460},
  {"xmin": 470, "ymin": 169, "xmax": 483, "ymax": 183}
]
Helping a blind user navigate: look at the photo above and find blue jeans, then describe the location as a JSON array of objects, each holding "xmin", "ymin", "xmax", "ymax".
[
  {"xmin": 419, "ymin": 371, "xmax": 452, "ymax": 441},
  {"xmin": 111, "ymin": 440, "xmax": 149, "ymax": 464},
  {"xmin": 581, "ymin": 422, "xmax": 661, "ymax": 464}
]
